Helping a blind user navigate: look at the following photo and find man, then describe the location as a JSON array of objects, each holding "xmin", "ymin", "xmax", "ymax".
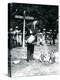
[
  {"xmin": 49, "ymin": 30, "xmax": 52, "ymax": 45},
  {"xmin": 26, "ymin": 20, "xmax": 38, "ymax": 62},
  {"xmin": 52, "ymin": 30, "xmax": 57, "ymax": 45}
]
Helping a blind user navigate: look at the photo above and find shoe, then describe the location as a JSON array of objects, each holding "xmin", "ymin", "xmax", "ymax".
[{"xmin": 26, "ymin": 59, "xmax": 29, "ymax": 62}]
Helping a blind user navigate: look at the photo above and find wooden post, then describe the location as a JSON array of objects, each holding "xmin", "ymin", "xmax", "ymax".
[
  {"xmin": 23, "ymin": 18, "xmax": 25, "ymax": 47},
  {"xmin": 23, "ymin": 11, "xmax": 26, "ymax": 47}
]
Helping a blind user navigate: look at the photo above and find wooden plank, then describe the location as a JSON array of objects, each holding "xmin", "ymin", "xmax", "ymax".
[
  {"xmin": 15, "ymin": 15, "xmax": 23, "ymax": 19},
  {"xmin": 15, "ymin": 15, "xmax": 34, "ymax": 20}
]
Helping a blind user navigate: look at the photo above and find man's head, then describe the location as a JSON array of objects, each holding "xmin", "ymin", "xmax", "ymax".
[
  {"xmin": 33, "ymin": 20, "xmax": 38, "ymax": 25},
  {"xmin": 33, "ymin": 20, "xmax": 40, "ymax": 30}
]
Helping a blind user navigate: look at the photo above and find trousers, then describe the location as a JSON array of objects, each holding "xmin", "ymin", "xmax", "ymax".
[{"xmin": 27, "ymin": 43, "xmax": 34, "ymax": 61}]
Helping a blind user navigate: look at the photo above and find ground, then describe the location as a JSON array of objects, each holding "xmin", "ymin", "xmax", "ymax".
[{"xmin": 10, "ymin": 40, "xmax": 59, "ymax": 77}]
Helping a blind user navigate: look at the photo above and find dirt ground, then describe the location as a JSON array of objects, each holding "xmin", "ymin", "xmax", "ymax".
[{"xmin": 10, "ymin": 40, "xmax": 59, "ymax": 77}]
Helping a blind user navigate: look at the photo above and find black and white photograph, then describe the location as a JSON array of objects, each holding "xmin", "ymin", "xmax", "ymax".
[{"xmin": 8, "ymin": 3, "xmax": 59, "ymax": 77}]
